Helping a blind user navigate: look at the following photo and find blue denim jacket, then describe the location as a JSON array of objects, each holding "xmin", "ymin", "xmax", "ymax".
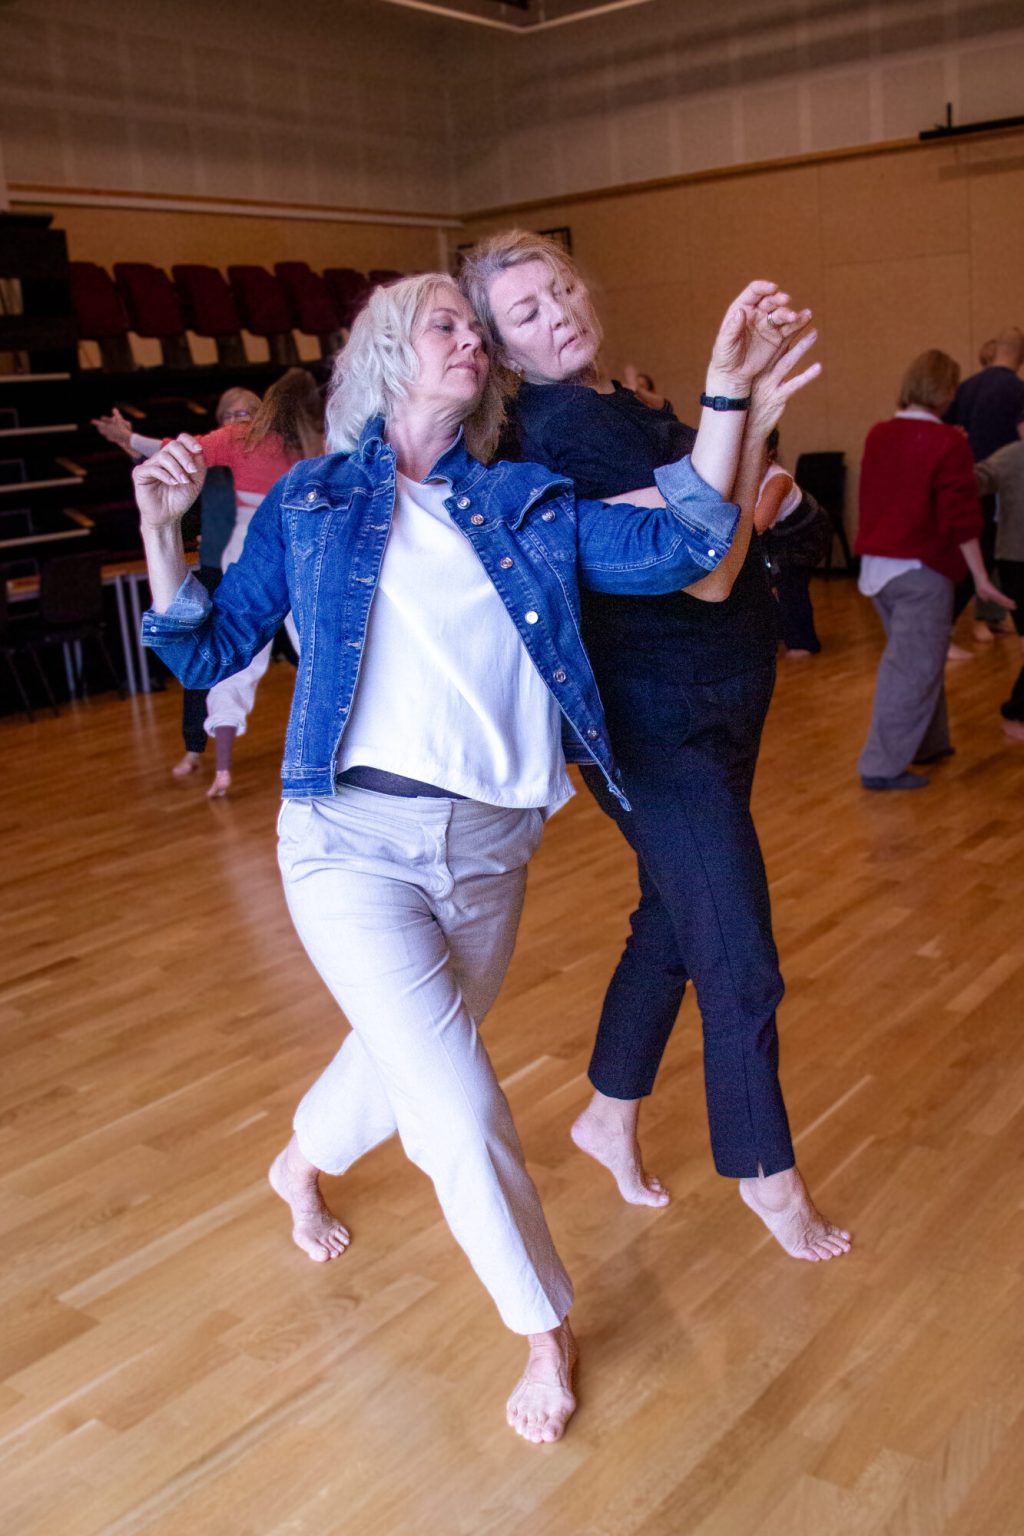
[{"xmin": 142, "ymin": 417, "xmax": 738, "ymax": 803}]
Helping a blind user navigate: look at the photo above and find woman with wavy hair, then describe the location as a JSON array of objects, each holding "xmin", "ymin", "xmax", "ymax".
[
  {"xmin": 135, "ymin": 269, "xmax": 801, "ymax": 1441},
  {"xmin": 460, "ymin": 230, "xmax": 850, "ymax": 1264}
]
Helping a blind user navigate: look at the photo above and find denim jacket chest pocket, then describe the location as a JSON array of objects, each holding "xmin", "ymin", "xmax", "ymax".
[
  {"xmin": 516, "ymin": 494, "xmax": 578, "ymax": 566},
  {"xmin": 282, "ymin": 485, "xmax": 362, "ymax": 560}
]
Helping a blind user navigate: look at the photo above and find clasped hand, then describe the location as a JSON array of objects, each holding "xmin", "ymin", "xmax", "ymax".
[{"xmin": 133, "ymin": 434, "xmax": 207, "ymax": 530}]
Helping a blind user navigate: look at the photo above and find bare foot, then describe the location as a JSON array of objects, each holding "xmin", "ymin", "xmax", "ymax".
[
  {"xmin": 571, "ymin": 1093, "xmax": 670, "ymax": 1208},
  {"xmin": 207, "ymin": 769, "xmax": 232, "ymax": 799},
  {"xmin": 946, "ymin": 642, "xmax": 973, "ymax": 661},
  {"xmin": 739, "ymin": 1166, "xmax": 851, "ymax": 1262},
  {"xmin": 506, "ymin": 1319, "xmax": 577, "ymax": 1445},
  {"xmin": 171, "ymin": 751, "xmax": 202, "ymax": 778},
  {"xmin": 268, "ymin": 1136, "xmax": 350, "ymax": 1262},
  {"xmin": 784, "ymin": 647, "xmax": 813, "ymax": 659},
  {"xmin": 1002, "ymin": 718, "xmax": 1024, "ymax": 743}
]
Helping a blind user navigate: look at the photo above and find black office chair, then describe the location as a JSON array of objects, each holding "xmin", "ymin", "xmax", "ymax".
[
  {"xmin": 793, "ymin": 452, "xmax": 855, "ymax": 575},
  {"xmin": 32, "ymin": 553, "xmax": 125, "ymax": 702}
]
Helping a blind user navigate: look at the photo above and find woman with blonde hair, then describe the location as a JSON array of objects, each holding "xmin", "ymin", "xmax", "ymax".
[
  {"xmin": 460, "ymin": 230, "xmax": 850, "ymax": 1265},
  {"xmin": 197, "ymin": 367, "xmax": 324, "ymax": 795},
  {"xmin": 857, "ymin": 348, "xmax": 1013, "ymax": 788},
  {"xmin": 135, "ymin": 268, "xmax": 801, "ymax": 1442}
]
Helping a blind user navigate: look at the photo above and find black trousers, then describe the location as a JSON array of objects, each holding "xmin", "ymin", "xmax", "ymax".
[
  {"xmin": 580, "ymin": 659, "xmax": 794, "ymax": 1179},
  {"xmin": 774, "ymin": 567, "xmax": 821, "ymax": 653},
  {"xmin": 180, "ymin": 566, "xmax": 223, "ymax": 752}
]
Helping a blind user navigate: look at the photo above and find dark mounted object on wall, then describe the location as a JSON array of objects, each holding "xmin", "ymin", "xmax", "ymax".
[{"xmin": 920, "ymin": 104, "xmax": 1024, "ymax": 141}]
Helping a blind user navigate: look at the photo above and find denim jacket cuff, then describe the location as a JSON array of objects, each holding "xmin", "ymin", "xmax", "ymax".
[
  {"xmin": 141, "ymin": 571, "xmax": 213, "ymax": 642},
  {"xmin": 653, "ymin": 455, "xmax": 740, "ymax": 548}
]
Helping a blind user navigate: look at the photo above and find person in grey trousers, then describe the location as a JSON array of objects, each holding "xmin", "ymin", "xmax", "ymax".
[{"xmin": 855, "ymin": 349, "xmax": 1015, "ymax": 790}]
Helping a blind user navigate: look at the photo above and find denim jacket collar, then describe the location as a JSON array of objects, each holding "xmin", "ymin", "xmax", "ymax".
[{"xmin": 353, "ymin": 414, "xmax": 571, "ymax": 527}]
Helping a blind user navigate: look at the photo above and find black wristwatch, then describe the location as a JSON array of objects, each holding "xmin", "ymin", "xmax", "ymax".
[{"xmin": 700, "ymin": 392, "xmax": 752, "ymax": 411}]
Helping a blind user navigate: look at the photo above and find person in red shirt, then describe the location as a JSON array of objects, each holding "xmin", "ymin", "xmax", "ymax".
[{"xmin": 856, "ymin": 349, "xmax": 1013, "ymax": 789}]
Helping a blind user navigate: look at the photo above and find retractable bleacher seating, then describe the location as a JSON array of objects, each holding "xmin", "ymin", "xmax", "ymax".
[
  {"xmin": 227, "ymin": 265, "xmax": 298, "ymax": 366},
  {"xmin": 172, "ymin": 264, "xmax": 247, "ymax": 369},
  {"xmin": 69, "ymin": 262, "xmax": 134, "ymax": 372},
  {"xmin": 113, "ymin": 263, "xmax": 193, "ymax": 369},
  {"xmin": 274, "ymin": 262, "xmax": 342, "ymax": 355},
  {"xmin": 323, "ymin": 267, "xmax": 371, "ymax": 330}
]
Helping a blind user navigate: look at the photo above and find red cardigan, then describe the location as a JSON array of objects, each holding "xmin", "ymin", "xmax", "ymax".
[{"xmin": 856, "ymin": 416, "xmax": 982, "ymax": 581}]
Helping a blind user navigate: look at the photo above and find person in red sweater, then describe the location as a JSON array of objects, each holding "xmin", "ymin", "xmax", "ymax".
[{"xmin": 856, "ymin": 349, "xmax": 1013, "ymax": 789}]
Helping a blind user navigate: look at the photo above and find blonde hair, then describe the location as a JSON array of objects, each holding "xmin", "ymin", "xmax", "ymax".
[
  {"xmin": 325, "ymin": 273, "xmax": 506, "ymax": 463},
  {"xmin": 246, "ymin": 368, "xmax": 324, "ymax": 459},
  {"xmin": 216, "ymin": 387, "xmax": 260, "ymax": 424},
  {"xmin": 457, "ymin": 229, "xmax": 603, "ymax": 380},
  {"xmin": 898, "ymin": 349, "xmax": 961, "ymax": 414}
]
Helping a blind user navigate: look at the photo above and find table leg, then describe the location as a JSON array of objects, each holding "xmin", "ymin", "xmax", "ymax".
[
  {"xmin": 112, "ymin": 575, "xmax": 138, "ymax": 695},
  {"xmin": 126, "ymin": 573, "xmax": 152, "ymax": 694}
]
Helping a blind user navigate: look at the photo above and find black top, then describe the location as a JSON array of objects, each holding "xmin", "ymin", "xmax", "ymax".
[
  {"xmin": 945, "ymin": 366, "xmax": 1024, "ymax": 463},
  {"xmin": 512, "ymin": 380, "xmax": 776, "ymax": 684}
]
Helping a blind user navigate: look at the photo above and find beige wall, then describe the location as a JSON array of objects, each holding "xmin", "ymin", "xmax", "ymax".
[
  {"xmin": 0, "ymin": 0, "xmax": 460, "ymax": 215},
  {"xmin": 451, "ymin": 0, "xmax": 1024, "ymax": 210},
  {"xmin": 458, "ymin": 128, "xmax": 1024, "ymax": 533}
]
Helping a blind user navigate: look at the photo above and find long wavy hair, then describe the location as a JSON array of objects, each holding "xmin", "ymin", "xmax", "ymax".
[
  {"xmin": 245, "ymin": 367, "xmax": 324, "ymax": 459},
  {"xmin": 325, "ymin": 273, "xmax": 506, "ymax": 463},
  {"xmin": 457, "ymin": 229, "xmax": 604, "ymax": 384}
]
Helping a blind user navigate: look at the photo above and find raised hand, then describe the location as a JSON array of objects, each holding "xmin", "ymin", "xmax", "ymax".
[
  {"xmin": 748, "ymin": 326, "xmax": 821, "ymax": 442},
  {"xmin": 708, "ymin": 280, "xmax": 813, "ymax": 393},
  {"xmin": 133, "ymin": 434, "xmax": 206, "ymax": 531},
  {"xmin": 92, "ymin": 406, "xmax": 133, "ymax": 452}
]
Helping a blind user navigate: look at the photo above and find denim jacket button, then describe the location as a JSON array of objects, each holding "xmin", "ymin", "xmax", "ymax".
[
  {"xmin": 525, "ymin": 610, "xmax": 539, "ymax": 624},
  {"xmin": 587, "ymin": 727, "xmax": 599, "ymax": 739},
  {"xmin": 499, "ymin": 556, "xmax": 514, "ymax": 569},
  {"xmin": 456, "ymin": 495, "xmax": 471, "ymax": 510},
  {"xmin": 469, "ymin": 513, "xmax": 485, "ymax": 526},
  {"xmin": 553, "ymin": 668, "xmax": 566, "ymax": 683},
  {"xmin": 541, "ymin": 509, "xmax": 556, "ymax": 522},
  {"xmin": 305, "ymin": 490, "xmax": 317, "ymax": 502}
]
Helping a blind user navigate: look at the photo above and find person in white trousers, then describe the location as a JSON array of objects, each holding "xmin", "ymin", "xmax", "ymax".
[{"xmin": 136, "ymin": 271, "xmax": 817, "ymax": 1443}]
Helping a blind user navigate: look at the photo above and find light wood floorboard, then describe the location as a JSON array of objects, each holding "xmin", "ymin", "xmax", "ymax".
[{"xmin": 2, "ymin": 582, "xmax": 1023, "ymax": 1535}]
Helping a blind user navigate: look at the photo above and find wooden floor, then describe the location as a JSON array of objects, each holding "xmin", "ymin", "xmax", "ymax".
[{"xmin": 3, "ymin": 582, "xmax": 1024, "ymax": 1536}]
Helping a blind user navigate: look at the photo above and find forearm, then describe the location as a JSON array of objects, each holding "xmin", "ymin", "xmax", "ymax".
[
  {"xmin": 688, "ymin": 371, "xmax": 748, "ymax": 497},
  {"xmin": 684, "ymin": 426, "xmax": 760, "ymax": 600},
  {"xmin": 142, "ymin": 521, "xmax": 190, "ymax": 612}
]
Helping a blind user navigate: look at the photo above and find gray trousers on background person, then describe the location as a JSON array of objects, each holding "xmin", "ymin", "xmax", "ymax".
[{"xmin": 858, "ymin": 566, "xmax": 953, "ymax": 778}]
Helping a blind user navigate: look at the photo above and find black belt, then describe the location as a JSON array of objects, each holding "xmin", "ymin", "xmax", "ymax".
[{"xmin": 336, "ymin": 766, "xmax": 467, "ymax": 800}]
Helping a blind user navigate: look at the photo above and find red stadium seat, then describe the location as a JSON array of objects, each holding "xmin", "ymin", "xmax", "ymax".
[
  {"xmin": 227, "ymin": 266, "xmax": 298, "ymax": 365},
  {"xmin": 69, "ymin": 262, "xmax": 134, "ymax": 371},
  {"xmin": 171, "ymin": 265, "xmax": 246, "ymax": 367},
  {"xmin": 324, "ymin": 267, "xmax": 371, "ymax": 329},
  {"xmin": 368, "ymin": 268, "xmax": 404, "ymax": 287},
  {"xmin": 113, "ymin": 263, "xmax": 192, "ymax": 368},
  {"xmin": 273, "ymin": 262, "xmax": 341, "ymax": 351}
]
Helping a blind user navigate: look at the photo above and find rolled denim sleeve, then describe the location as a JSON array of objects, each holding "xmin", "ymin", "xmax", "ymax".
[
  {"xmin": 140, "ymin": 479, "xmax": 291, "ymax": 688},
  {"xmin": 576, "ymin": 454, "xmax": 739, "ymax": 595},
  {"xmin": 142, "ymin": 570, "xmax": 214, "ymax": 635}
]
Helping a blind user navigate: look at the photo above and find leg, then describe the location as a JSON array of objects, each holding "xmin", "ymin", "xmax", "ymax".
[
  {"xmin": 174, "ymin": 567, "xmax": 219, "ymax": 777},
  {"xmin": 858, "ymin": 569, "xmax": 954, "ymax": 781},
  {"xmin": 203, "ymin": 640, "xmax": 273, "ymax": 796},
  {"xmin": 591, "ymin": 662, "xmax": 848, "ymax": 1259},
  {"xmin": 277, "ymin": 791, "xmax": 575, "ymax": 1440},
  {"xmin": 575, "ymin": 782, "xmax": 685, "ymax": 1206},
  {"xmin": 775, "ymin": 567, "xmax": 821, "ymax": 655}
]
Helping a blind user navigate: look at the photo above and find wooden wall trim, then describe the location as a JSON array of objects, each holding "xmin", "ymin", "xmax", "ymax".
[
  {"xmin": 461, "ymin": 121, "xmax": 1024, "ymax": 222},
  {"xmin": 7, "ymin": 184, "xmax": 461, "ymax": 231}
]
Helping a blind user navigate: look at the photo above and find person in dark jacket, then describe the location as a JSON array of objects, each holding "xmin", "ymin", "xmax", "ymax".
[{"xmin": 460, "ymin": 229, "xmax": 851, "ymax": 1264}]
